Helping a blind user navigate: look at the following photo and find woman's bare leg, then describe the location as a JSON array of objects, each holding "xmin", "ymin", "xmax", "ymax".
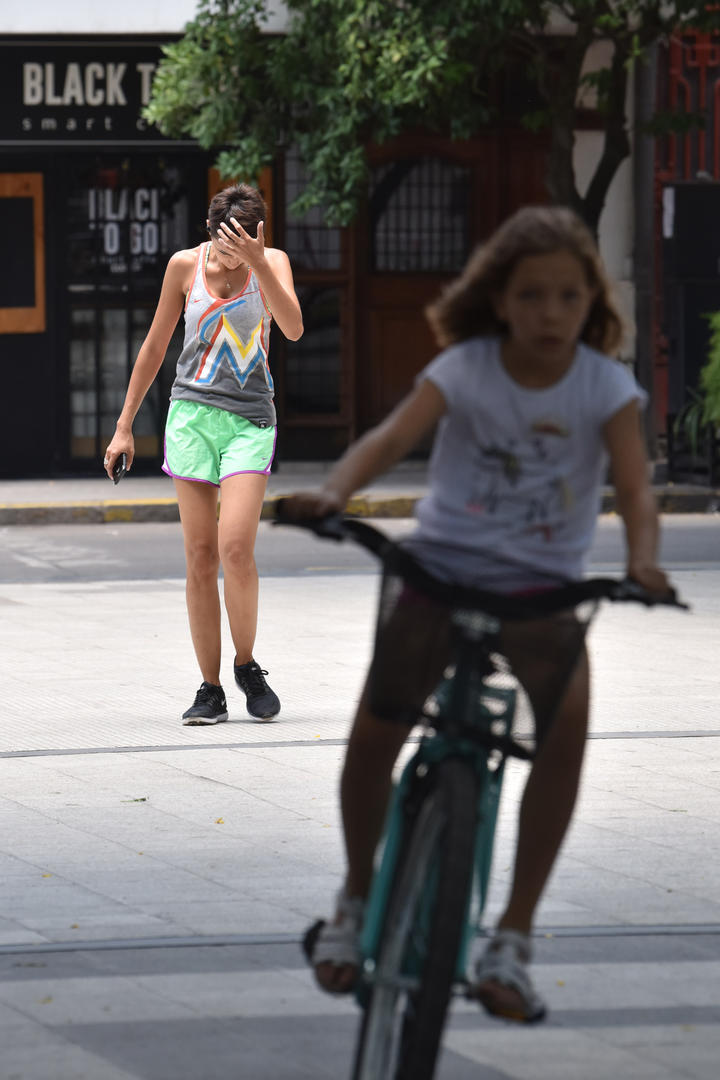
[
  {"xmin": 174, "ymin": 478, "xmax": 222, "ymax": 684},
  {"xmin": 217, "ymin": 472, "xmax": 268, "ymax": 664}
]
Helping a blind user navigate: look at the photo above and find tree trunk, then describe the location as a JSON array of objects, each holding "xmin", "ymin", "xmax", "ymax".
[
  {"xmin": 546, "ymin": 111, "xmax": 584, "ymax": 216},
  {"xmin": 581, "ymin": 46, "xmax": 631, "ymax": 234},
  {"xmin": 535, "ymin": 37, "xmax": 589, "ymax": 223}
]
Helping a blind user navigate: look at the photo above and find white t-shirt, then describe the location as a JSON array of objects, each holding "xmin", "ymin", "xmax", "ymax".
[{"xmin": 405, "ymin": 336, "xmax": 646, "ymax": 589}]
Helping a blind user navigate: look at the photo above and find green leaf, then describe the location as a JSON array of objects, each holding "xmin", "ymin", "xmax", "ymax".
[{"xmin": 144, "ymin": 0, "xmax": 714, "ymax": 227}]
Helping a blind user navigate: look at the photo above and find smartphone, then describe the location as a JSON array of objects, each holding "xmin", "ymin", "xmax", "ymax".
[{"xmin": 112, "ymin": 453, "xmax": 127, "ymax": 485}]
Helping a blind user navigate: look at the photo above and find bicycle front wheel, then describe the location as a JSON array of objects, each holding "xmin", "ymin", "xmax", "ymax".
[{"xmin": 352, "ymin": 758, "xmax": 478, "ymax": 1080}]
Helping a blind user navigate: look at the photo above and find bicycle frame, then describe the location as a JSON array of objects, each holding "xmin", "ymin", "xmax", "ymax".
[{"xmin": 356, "ymin": 610, "xmax": 523, "ymax": 1004}]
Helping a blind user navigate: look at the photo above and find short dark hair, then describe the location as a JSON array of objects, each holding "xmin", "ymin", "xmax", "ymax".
[{"xmin": 207, "ymin": 183, "xmax": 267, "ymax": 239}]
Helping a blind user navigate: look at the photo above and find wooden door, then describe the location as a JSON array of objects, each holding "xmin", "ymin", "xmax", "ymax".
[
  {"xmin": 356, "ymin": 131, "xmax": 548, "ymax": 432},
  {"xmin": 365, "ymin": 275, "xmax": 449, "ymax": 425}
]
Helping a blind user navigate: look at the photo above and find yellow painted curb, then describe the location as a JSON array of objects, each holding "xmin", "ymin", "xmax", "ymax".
[{"xmin": 260, "ymin": 494, "xmax": 420, "ymax": 520}]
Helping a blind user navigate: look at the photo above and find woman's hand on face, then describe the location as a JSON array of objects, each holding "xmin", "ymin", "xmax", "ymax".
[
  {"xmin": 103, "ymin": 434, "xmax": 134, "ymax": 479},
  {"xmin": 218, "ymin": 218, "xmax": 265, "ymax": 269}
]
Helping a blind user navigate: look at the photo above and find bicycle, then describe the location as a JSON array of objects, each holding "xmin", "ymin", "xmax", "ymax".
[{"xmin": 275, "ymin": 507, "xmax": 687, "ymax": 1080}]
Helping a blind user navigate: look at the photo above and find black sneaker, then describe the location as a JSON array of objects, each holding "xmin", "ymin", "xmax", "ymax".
[
  {"xmin": 234, "ymin": 659, "xmax": 280, "ymax": 720},
  {"xmin": 182, "ymin": 682, "xmax": 228, "ymax": 726}
]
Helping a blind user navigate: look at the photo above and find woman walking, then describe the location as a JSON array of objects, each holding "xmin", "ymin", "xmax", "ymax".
[{"xmin": 104, "ymin": 183, "xmax": 303, "ymax": 724}]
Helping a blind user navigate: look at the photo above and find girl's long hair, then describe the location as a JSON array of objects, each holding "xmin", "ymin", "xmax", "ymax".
[{"xmin": 426, "ymin": 206, "xmax": 626, "ymax": 355}]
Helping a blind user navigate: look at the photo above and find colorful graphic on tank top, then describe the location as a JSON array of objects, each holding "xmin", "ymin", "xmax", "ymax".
[
  {"xmin": 193, "ymin": 300, "xmax": 271, "ymax": 391},
  {"xmin": 170, "ymin": 243, "xmax": 276, "ymax": 425}
]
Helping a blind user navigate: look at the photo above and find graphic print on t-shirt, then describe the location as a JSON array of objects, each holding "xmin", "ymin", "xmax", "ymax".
[
  {"xmin": 414, "ymin": 338, "xmax": 646, "ymax": 583},
  {"xmin": 466, "ymin": 417, "xmax": 572, "ymax": 537},
  {"xmin": 193, "ymin": 298, "xmax": 272, "ymax": 391}
]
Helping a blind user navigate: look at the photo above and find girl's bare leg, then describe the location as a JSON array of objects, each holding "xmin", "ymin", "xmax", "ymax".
[
  {"xmin": 476, "ymin": 649, "xmax": 590, "ymax": 1012},
  {"xmin": 315, "ymin": 684, "xmax": 410, "ymax": 993},
  {"xmin": 341, "ymin": 688, "xmax": 412, "ymax": 898},
  {"xmin": 500, "ymin": 649, "xmax": 589, "ymax": 931}
]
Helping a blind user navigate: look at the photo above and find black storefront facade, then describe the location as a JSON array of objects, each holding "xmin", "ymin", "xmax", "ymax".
[
  {"xmin": 0, "ymin": 36, "xmax": 216, "ymax": 478},
  {"xmin": 0, "ymin": 34, "xmax": 369, "ymax": 476},
  {"xmin": 1, "ymin": 33, "xmax": 373, "ymax": 479},
  {"xmin": 1, "ymin": 35, "xmax": 556, "ymax": 478}
]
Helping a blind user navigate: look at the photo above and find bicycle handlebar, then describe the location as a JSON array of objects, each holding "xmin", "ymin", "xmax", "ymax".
[{"xmin": 272, "ymin": 501, "xmax": 689, "ymax": 614}]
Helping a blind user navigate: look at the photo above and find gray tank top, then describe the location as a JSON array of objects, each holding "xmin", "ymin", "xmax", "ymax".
[{"xmin": 170, "ymin": 242, "xmax": 276, "ymax": 426}]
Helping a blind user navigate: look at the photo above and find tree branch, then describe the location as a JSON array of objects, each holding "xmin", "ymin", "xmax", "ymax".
[{"xmin": 581, "ymin": 44, "xmax": 631, "ymax": 231}]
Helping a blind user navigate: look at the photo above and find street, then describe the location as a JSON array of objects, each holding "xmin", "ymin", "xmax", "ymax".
[
  {"xmin": 0, "ymin": 513, "xmax": 719, "ymax": 584},
  {"xmin": 0, "ymin": 515, "xmax": 719, "ymax": 1078}
]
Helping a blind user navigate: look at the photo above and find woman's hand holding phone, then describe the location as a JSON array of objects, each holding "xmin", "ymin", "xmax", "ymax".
[{"xmin": 112, "ymin": 453, "xmax": 128, "ymax": 484}]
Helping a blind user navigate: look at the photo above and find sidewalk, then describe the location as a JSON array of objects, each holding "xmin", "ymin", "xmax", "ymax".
[
  {"xmin": 0, "ymin": 551, "xmax": 719, "ymax": 1076},
  {"xmin": 0, "ymin": 462, "xmax": 718, "ymax": 524}
]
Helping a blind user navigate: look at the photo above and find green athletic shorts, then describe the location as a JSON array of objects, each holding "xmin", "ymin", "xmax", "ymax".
[{"xmin": 162, "ymin": 400, "xmax": 276, "ymax": 486}]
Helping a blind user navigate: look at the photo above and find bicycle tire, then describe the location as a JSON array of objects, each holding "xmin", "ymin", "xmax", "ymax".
[{"xmin": 351, "ymin": 758, "xmax": 478, "ymax": 1080}]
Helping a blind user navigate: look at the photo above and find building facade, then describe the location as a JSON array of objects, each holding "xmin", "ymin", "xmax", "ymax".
[
  {"xmin": 2, "ymin": 4, "xmax": 643, "ymax": 477},
  {"xmin": 656, "ymin": 28, "xmax": 720, "ymax": 434},
  {"xmin": 0, "ymin": 28, "xmax": 215, "ymax": 477}
]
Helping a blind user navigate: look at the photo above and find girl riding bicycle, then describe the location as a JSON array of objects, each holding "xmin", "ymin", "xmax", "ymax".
[{"xmin": 284, "ymin": 205, "xmax": 671, "ymax": 1022}]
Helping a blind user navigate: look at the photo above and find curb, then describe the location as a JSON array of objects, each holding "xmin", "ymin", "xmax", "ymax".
[
  {"xmin": 260, "ymin": 494, "xmax": 420, "ymax": 521},
  {"xmin": 0, "ymin": 499, "xmax": 181, "ymax": 526},
  {"xmin": 0, "ymin": 487, "xmax": 718, "ymax": 526},
  {"xmin": 602, "ymin": 488, "xmax": 720, "ymax": 515}
]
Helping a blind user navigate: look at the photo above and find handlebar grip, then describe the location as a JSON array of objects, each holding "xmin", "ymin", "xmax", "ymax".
[
  {"xmin": 613, "ymin": 578, "xmax": 689, "ymax": 609},
  {"xmin": 273, "ymin": 498, "xmax": 347, "ymax": 540}
]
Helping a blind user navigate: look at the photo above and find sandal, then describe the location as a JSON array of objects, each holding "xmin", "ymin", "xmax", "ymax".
[
  {"xmin": 301, "ymin": 889, "xmax": 364, "ymax": 995},
  {"xmin": 471, "ymin": 928, "xmax": 547, "ymax": 1024}
]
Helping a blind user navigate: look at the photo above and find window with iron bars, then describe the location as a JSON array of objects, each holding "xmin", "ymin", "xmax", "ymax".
[{"xmin": 370, "ymin": 157, "xmax": 471, "ymax": 273}]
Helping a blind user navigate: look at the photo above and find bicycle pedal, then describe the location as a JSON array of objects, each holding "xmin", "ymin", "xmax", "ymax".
[{"xmin": 301, "ymin": 918, "xmax": 326, "ymax": 964}]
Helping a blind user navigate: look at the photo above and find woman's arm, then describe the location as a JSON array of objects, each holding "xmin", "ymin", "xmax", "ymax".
[
  {"xmin": 255, "ymin": 247, "xmax": 304, "ymax": 341},
  {"xmin": 286, "ymin": 379, "xmax": 448, "ymax": 518},
  {"xmin": 603, "ymin": 399, "xmax": 669, "ymax": 592},
  {"xmin": 218, "ymin": 219, "xmax": 303, "ymax": 340},
  {"xmin": 104, "ymin": 251, "xmax": 189, "ymax": 475}
]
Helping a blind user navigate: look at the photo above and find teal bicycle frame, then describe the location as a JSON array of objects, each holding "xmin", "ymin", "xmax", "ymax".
[{"xmin": 356, "ymin": 640, "xmax": 519, "ymax": 1001}]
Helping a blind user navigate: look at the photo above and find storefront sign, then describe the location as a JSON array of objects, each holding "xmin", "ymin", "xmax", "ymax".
[
  {"xmin": 86, "ymin": 184, "xmax": 163, "ymax": 277},
  {"xmin": 0, "ymin": 40, "xmax": 192, "ymax": 144}
]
